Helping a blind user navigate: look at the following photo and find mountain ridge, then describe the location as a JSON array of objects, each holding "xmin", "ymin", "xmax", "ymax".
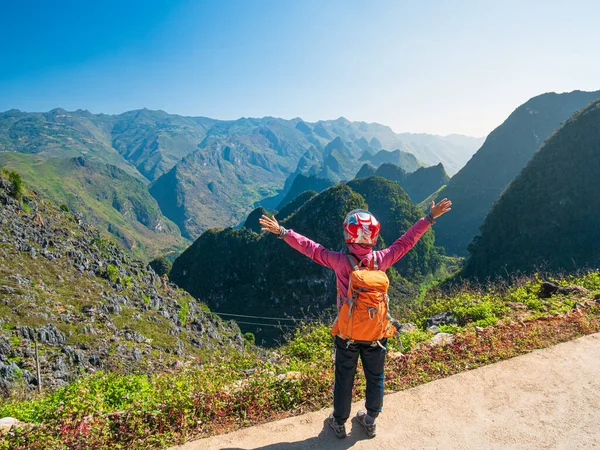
[
  {"xmin": 434, "ymin": 89, "xmax": 600, "ymax": 256},
  {"xmin": 463, "ymin": 98, "xmax": 600, "ymax": 277}
]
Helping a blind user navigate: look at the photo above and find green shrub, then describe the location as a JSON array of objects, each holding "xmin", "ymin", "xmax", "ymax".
[
  {"xmin": 280, "ymin": 323, "xmax": 331, "ymax": 364},
  {"xmin": 22, "ymin": 200, "xmax": 31, "ymax": 214},
  {"xmin": 577, "ymin": 271, "xmax": 600, "ymax": 291},
  {"xmin": 8, "ymin": 171, "xmax": 23, "ymax": 200},
  {"xmin": 438, "ymin": 323, "xmax": 462, "ymax": 334},
  {"xmin": 142, "ymin": 294, "xmax": 151, "ymax": 306},
  {"xmin": 149, "ymin": 256, "xmax": 172, "ymax": 277},
  {"xmin": 243, "ymin": 332, "xmax": 255, "ymax": 345},
  {"xmin": 106, "ymin": 264, "xmax": 119, "ymax": 283},
  {"xmin": 178, "ymin": 300, "xmax": 189, "ymax": 325},
  {"xmin": 59, "ymin": 204, "xmax": 70, "ymax": 212},
  {"xmin": 454, "ymin": 300, "xmax": 496, "ymax": 324},
  {"xmin": 395, "ymin": 329, "xmax": 430, "ymax": 351},
  {"xmin": 123, "ymin": 275, "xmax": 133, "ymax": 288}
]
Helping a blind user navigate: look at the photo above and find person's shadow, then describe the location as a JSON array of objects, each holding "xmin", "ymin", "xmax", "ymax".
[{"xmin": 221, "ymin": 417, "xmax": 370, "ymax": 450}]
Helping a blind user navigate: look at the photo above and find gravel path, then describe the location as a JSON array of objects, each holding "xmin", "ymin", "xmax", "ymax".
[{"xmin": 171, "ymin": 333, "xmax": 600, "ymax": 450}]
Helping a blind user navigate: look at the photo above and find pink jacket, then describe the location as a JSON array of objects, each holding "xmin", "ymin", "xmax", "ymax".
[{"xmin": 283, "ymin": 217, "xmax": 431, "ymax": 308}]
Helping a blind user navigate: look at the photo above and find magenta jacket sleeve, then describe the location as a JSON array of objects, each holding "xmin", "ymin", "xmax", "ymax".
[
  {"xmin": 376, "ymin": 217, "xmax": 431, "ymax": 270},
  {"xmin": 283, "ymin": 229, "xmax": 340, "ymax": 269}
]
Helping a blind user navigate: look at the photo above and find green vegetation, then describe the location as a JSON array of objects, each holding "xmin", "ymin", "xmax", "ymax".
[
  {"xmin": 149, "ymin": 256, "xmax": 172, "ymax": 277},
  {"xmin": 8, "ymin": 171, "xmax": 24, "ymax": 200},
  {"xmin": 21, "ymin": 200, "xmax": 31, "ymax": 214},
  {"xmin": 1, "ymin": 269, "xmax": 599, "ymax": 449},
  {"xmin": 275, "ymin": 190, "xmax": 317, "ymax": 221},
  {"xmin": 105, "ymin": 264, "xmax": 119, "ymax": 283},
  {"xmin": 434, "ymin": 90, "xmax": 600, "ymax": 256},
  {"xmin": 178, "ymin": 300, "xmax": 190, "ymax": 325},
  {"xmin": 243, "ymin": 332, "xmax": 255, "ymax": 346},
  {"xmin": 464, "ymin": 99, "xmax": 600, "ymax": 278},
  {"xmin": 122, "ymin": 275, "xmax": 133, "ymax": 288}
]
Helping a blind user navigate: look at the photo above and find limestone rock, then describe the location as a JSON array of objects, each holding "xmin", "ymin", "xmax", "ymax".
[
  {"xmin": 429, "ymin": 332, "xmax": 454, "ymax": 347},
  {"xmin": 425, "ymin": 312, "xmax": 456, "ymax": 328}
]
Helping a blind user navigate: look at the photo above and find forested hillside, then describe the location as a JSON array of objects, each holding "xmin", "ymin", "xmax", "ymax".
[
  {"xmin": 463, "ymin": 99, "xmax": 600, "ymax": 278},
  {"xmin": 275, "ymin": 174, "xmax": 334, "ymax": 209},
  {"xmin": 434, "ymin": 90, "xmax": 600, "ymax": 256}
]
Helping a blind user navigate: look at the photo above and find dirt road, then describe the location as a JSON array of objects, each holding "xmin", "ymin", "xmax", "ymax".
[{"xmin": 171, "ymin": 333, "xmax": 600, "ymax": 450}]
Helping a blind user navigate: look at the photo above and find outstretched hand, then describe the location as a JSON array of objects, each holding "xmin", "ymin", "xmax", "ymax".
[
  {"xmin": 430, "ymin": 198, "xmax": 452, "ymax": 219},
  {"xmin": 259, "ymin": 214, "xmax": 280, "ymax": 234}
]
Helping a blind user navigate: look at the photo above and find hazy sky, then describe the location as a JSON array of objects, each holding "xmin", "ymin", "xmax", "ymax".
[{"xmin": 1, "ymin": 0, "xmax": 599, "ymax": 136}]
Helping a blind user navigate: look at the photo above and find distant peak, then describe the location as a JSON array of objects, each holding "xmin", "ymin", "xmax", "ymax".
[{"xmin": 369, "ymin": 137, "xmax": 382, "ymax": 149}]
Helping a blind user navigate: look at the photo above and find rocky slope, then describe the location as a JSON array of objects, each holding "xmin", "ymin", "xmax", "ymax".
[
  {"xmin": 434, "ymin": 89, "xmax": 600, "ymax": 256},
  {"xmin": 463, "ymin": 99, "xmax": 600, "ymax": 278},
  {"xmin": 0, "ymin": 169, "xmax": 242, "ymax": 396}
]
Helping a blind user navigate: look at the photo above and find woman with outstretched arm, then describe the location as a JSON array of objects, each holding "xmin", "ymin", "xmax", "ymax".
[{"xmin": 259, "ymin": 198, "xmax": 452, "ymax": 439}]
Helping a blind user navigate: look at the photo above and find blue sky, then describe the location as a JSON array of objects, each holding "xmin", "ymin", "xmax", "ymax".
[{"xmin": 1, "ymin": 0, "xmax": 599, "ymax": 136}]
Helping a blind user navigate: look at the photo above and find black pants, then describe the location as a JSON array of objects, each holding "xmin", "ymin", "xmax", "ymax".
[{"xmin": 333, "ymin": 336, "xmax": 387, "ymax": 424}]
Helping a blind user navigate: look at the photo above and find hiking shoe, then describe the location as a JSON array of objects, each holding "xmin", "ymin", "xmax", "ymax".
[
  {"xmin": 356, "ymin": 410, "xmax": 376, "ymax": 438},
  {"xmin": 328, "ymin": 413, "xmax": 347, "ymax": 439}
]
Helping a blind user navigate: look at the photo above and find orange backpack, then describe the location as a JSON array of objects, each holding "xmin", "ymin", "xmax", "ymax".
[{"xmin": 332, "ymin": 253, "xmax": 397, "ymax": 342}]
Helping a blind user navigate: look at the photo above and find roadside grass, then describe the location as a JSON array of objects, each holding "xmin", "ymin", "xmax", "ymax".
[{"xmin": 1, "ymin": 270, "xmax": 599, "ymax": 450}]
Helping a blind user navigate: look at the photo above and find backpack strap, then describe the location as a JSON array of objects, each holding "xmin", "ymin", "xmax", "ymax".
[
  {"xmin": 347, "ymin": 252, "xmax": 378, "ymax": 270},
  {"xmin": 346, "ymin": 254, "xmax": 360, "ymax": 271}
]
